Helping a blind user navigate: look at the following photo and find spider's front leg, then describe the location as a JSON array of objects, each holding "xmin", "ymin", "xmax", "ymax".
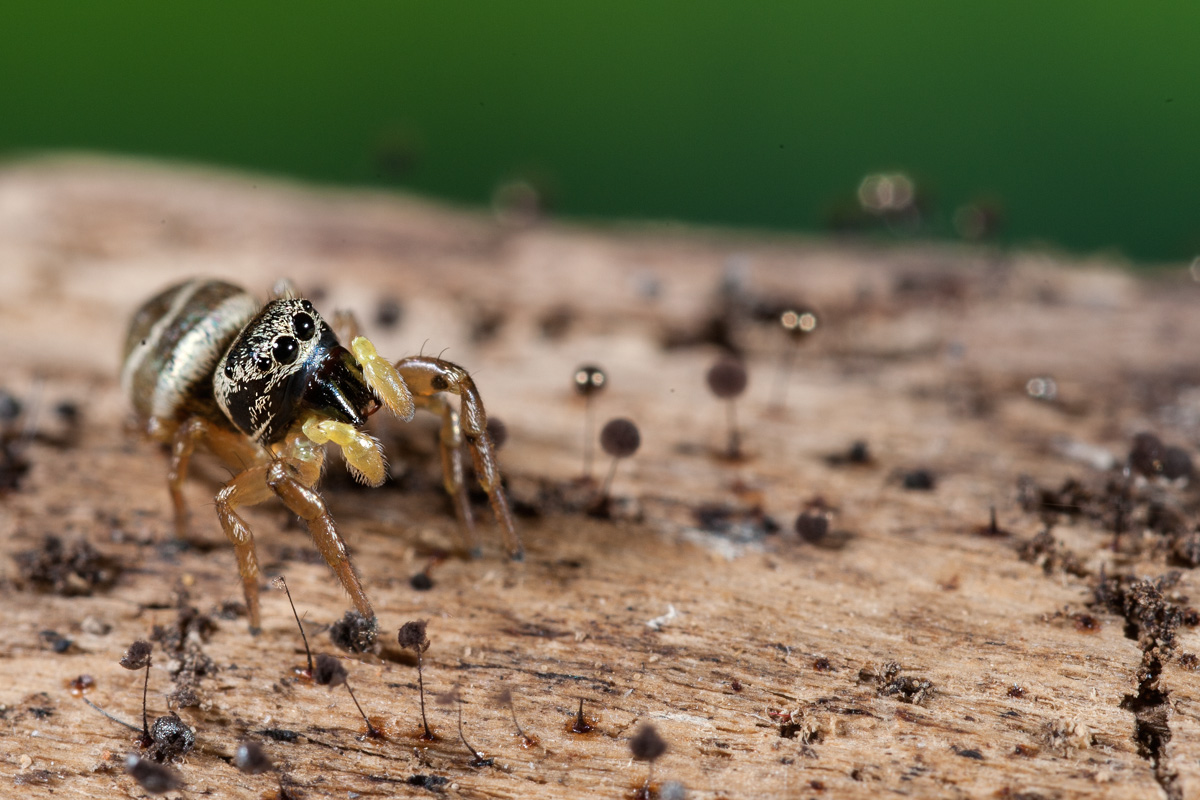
[
  {"xmin": 412, "ymin": 391, "xmax": 479, "ymax": 557},
  {"xmin": 394, "ymin": 355, "xmax": 524, "ymax": 561},
  {"xmin": 272, "ymin": 428, "xmax": 377, "ymax": 626},
  {"xmin": 212, "ymin": 424, "xmax": 379, "ymax": 634}
]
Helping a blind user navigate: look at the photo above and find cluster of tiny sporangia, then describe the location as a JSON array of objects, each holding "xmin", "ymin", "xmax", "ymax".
[{"xmin": 92, "ymin": 609, "xmax": 676, "ymax": 796}]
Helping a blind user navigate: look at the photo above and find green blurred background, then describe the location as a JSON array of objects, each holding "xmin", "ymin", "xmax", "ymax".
[{"xmin": 3, "ymin": 2, "xmax": 1197, "ymax": 263}]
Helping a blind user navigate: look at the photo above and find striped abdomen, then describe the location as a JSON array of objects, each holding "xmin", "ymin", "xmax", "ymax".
[{"xmin": 122, "ymin": 279, "xmax": 260, "ymax": 440}]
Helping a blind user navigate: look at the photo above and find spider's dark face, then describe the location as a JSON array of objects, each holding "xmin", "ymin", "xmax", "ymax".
[{"xmin": 214, "ymin": 299, "xmax": 375, "ymax": 444}]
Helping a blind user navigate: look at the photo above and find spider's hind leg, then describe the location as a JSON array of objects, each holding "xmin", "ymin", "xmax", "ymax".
[
  {"xmin": 213, "ymin": 463, "xmax": 276, "ymax": 634},
  {"xmin": 166, "ymin": 416, "xmax": 266, "ymax": 539},
  {"xmin": 167, "ymin": 418, "xmax": 209, "ymax": 539},
  {"xmin": 396, "ymin": 356, "xmax": 524, "ymax": 561},
  {"xmin": 167, "ymin": 415, "xmax": 274, "ymax": 632},
  {"xmin": 412, "ymin": 393, "xmax": 480, "ymax": 558}
]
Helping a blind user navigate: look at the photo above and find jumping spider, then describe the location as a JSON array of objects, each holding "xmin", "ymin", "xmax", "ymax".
[{"xmin": 122, "ymin": 278, "xmax": 522, "ymax": 633}]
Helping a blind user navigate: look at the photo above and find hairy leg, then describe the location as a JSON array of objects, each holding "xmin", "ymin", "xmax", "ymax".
[
  {"xmin": 396, "ymin": 356, "xmax": 523, "ymax": 560},
  {"xmin": 274, "ymin": 431, "xmax": 375, "ymax": 624},
  {"xmin": 167, "ymin": 418, "xmax": 209, "ymax": 538},
  {"xmin": 214, "ymin": 464, "xmax": 275, "ymax": 633},
  {"xmin": 413, "ymin": 393, "xmax": 480, "ymax": 557},
  {"xmin": 169, "ymin": 416, "xmax": 270, "ymax": 538}
]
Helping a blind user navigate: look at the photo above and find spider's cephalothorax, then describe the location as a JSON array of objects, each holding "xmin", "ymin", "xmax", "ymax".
[
  {"xmin": 122, "ymin": 278, "xmax": 523, "ymax": 635},
  {"xmin": 213, "ymin": 298, "xmax": 375, "ymax": 445}
]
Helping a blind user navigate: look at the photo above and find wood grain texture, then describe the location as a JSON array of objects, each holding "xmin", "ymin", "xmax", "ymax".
[{"xmin": 2, "ymin": 157, "xmax": 1199, "ymax": 799}]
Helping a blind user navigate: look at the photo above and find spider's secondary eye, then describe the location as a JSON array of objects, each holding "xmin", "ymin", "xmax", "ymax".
[
  {"xmin": 254, "ymin": 352, "xmax": 272, "ymax": 372},
  {"xmin": 272, "ymin": 336, "xmax": 299, "ymax": 365},
  {"xmin": 293, "ymin": 312, "xmax": 316, "ymax": 341}
]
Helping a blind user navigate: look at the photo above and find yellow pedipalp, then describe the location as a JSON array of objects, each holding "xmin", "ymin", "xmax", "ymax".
[
  {"xmin": 351, "ymin": 335, "xmax": 415, "ymax": 422},
  {"xmin": 302, "ymin": 416, "xmax": 386, "ymax": 487}
]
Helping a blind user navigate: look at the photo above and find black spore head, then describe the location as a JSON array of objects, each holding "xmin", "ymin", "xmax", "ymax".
[
  {"xmin": 706, "ymin": 358, "xmax": 748, "ymax": 399},
  {"xmin": 630, "ymin": 722, "xmax": 668, "ymax": 762},
  {"xmin": 398, "ymin": 619, "xmax": 431, "ymax": 653},
  {"xmin": 0, "ymin": 390, "xmax": 21, "ymax": 421},
  {"xmin": 1129, "ymin": 432, "xmax": 1165, "ymax": 477},
  {"xmin": 1163, "ymin": 446, "xmax": 1193, "ymax": 481},
  {"xmin": 573, "ymin": 365, "xmax": 607, "ymax": 397},
  {"xmin": 313, "ymin": 653, "xmax": 348, "ymax": 688},
  {"xmin": 55, "ymin": 399, "xmax": 80, "ymax": 424},
  {"xmin": 234, "ymin": 739, "xmax": 274, "ymax": 775},
  {"xmin": 826, "ymin": 439, "xmax": 873, "ymax": 467},
  {"xmin": 409, "ymin": 571, "xmax": 435, "ymax": 591},
  {"xmin": 329, "ymin": 610, "xmax": 378, "ymax": 653},
  {"xmin": 120, "ymin": 640, "xmax": 153, "ymax": 671},
  {"xmin": 375, "ymin": 297, "xmax": 404, "ymax": 329},
  {"xmin": 149, "ymin": 712, "xmax": 195, "ymax": 762},
  {"xmin": 600, "ymin": 418, "xmax": 641, "ymax": 459},
  {"xmin": 125, "ymin": 754, "xmax": 184, "ymax": 794},
  {"xmin": 902, "ymin": 469, "xmax": 936, "ymax": 491},
  {"xmin": 795, "ymin": 511, "xmax": 830, "ymax": 544}
]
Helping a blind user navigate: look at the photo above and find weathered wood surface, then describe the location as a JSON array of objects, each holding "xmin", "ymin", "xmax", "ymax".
[{"xmin": 2, "ymin": 157, "xmax": 1200, "ymax": 799}]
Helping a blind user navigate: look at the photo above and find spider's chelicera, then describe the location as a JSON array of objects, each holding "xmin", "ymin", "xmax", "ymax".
[{"xmin": 122, "ymin": 278, "xmax": 522, "ymax": 633}]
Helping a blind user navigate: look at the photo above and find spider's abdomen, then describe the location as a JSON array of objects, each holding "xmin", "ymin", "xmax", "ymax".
[{"xmin": 122, "ymin": 279, "xmax": 260, "ymax": 439}]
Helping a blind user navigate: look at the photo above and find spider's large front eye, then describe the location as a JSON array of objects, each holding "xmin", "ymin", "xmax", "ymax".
[
  {"xmin": 293, "ymin": 312, "xmax": 316, "ymax": 341},
  {"xmin": 272, "ymin": 335, "xmax": 299, "ymax": 365}
]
